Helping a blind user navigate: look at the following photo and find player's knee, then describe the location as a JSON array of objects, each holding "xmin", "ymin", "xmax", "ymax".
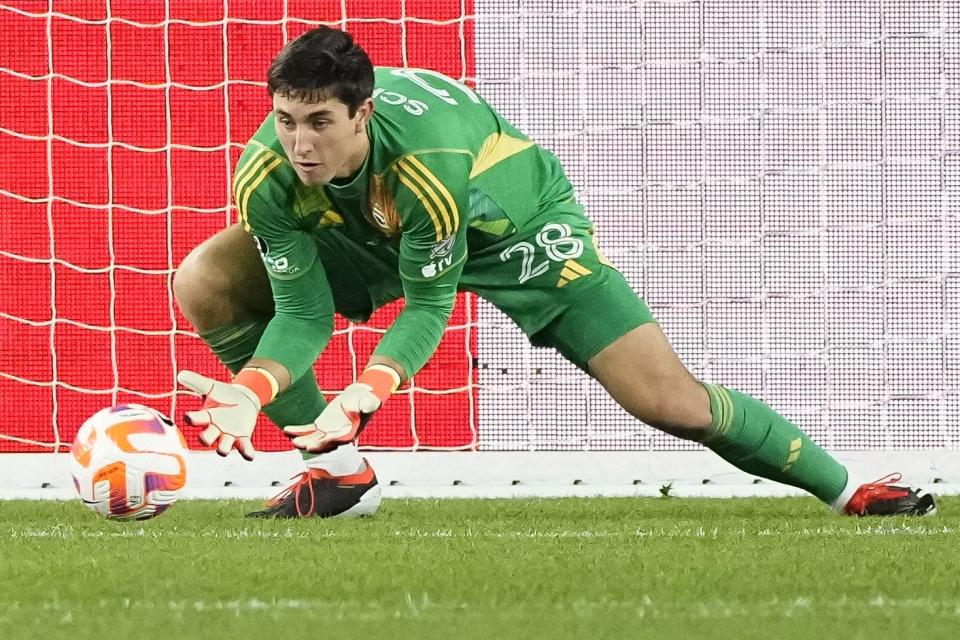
[
  {"xmin": 621, "ymin": 379, "xmax": 712, "ymax": 441},
  {"xmin": 173, "ymin": 249, "xmax": 238, "ymax": 329}
]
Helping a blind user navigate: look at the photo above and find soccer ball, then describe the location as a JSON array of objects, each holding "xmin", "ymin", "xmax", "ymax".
[{"xmin": 69, "ymin": 404, "xmax": 189, "ymax": 520}]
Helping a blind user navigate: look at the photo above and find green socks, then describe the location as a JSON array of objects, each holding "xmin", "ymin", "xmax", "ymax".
[{"xmin": 701, "ymin": 384, "xmax": 848, "ymax": 504}]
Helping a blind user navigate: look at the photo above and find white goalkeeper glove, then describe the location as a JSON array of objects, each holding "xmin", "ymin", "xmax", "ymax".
[
  {"xmin": 177, "ymin": 368, "xmax": 278, "ymax": 461},
  {"xmin": 284, "ymin": 365, "xmax": 400, "ymax": 453}
]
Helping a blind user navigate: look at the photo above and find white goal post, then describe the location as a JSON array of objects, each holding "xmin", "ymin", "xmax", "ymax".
[{"xmin": 2, "ymin": 451, "xmax": 960, "ymax": 500}]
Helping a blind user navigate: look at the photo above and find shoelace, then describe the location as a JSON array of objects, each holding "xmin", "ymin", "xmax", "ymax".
[
  {"xmin": 860, "ymin": 472, "xmax": 903, "ymax": 491},
  {"xmin": 265, "ymin": 470, "xmax": 320, "ymax": 516}
]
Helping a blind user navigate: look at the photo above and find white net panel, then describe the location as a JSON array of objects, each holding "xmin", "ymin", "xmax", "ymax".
[{"xmin": 474, "ymin": 0, "xmax": 960, "ymax": 451}]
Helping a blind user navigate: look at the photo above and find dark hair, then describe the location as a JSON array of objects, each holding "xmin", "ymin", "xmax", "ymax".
[{"xmin": 267, "ymin": 27, "xmax": 374, "ymax": 117}]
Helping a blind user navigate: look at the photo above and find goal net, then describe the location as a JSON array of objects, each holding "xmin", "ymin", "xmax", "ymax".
[{"xmin": 2, "ymin": 1, "xmax": 959, "ymax": 486}]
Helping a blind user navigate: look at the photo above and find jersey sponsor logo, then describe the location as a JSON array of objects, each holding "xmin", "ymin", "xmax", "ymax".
[
  {"xmin": 421, "ymin": 253, "xmax": 454, "ymax": 278},
  {"xmin": 430, "ymin": 234, "xmax": 456, "ymax": 258},
  {"xmin": 267, "ymin": 256, "xmax": 299, "ymax": 276},
  {"xmin": 252, "ymin": 235, "xmax": 299, "ymax": 276},
  {"xmin": 253, "ymin": 235, "xmax": 269, "ymax": 259}
]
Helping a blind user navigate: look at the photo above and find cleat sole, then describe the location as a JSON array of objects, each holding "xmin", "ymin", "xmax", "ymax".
[{"xmin": 332, "ymin": 483, "xmax": 382, "ymax": 518}]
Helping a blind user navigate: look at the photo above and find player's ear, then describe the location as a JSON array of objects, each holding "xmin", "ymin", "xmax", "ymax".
[{"xmin": 354, "ymin": 98, "xmax": 374, "ymax": 133}]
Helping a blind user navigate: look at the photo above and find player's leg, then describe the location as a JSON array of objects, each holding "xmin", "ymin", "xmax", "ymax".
[
  {"xmin": 468, "ymin": 215, "xmax": 933, "ymax": 516},
  {"xmin": 557, "ymin": 271, "xmax": 934, "ymax": 516},
  {"xmin": 586, "ymin": 314, "xmax": 851, "ymax": 502},
  {"xmin": 581, "ymin": 323, "xmax": 712, "ymax": 441},
  {"xmin": 173, "ymin": 223, "xmax": 379, "ymax": 517}
]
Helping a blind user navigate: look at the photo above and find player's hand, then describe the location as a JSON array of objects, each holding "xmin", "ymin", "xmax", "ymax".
[
  {"xmin": 283, "ymin": 382, "xmax": 382, "ymax": 453},
  {"xmin": 177, "ymin": 370, "xmax": 261, "ymax": 461},
  {"xmin": 283, "ymin": 365, "xmax": 400, "ymax": 453}
]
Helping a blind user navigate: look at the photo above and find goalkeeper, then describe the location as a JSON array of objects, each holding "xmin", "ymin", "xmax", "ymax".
[{"xmin": 174, "ymin": 26, "xmax": 934, "ymax": 519}]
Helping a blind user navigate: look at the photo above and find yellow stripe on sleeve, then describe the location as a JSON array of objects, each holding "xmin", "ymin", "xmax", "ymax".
[
  {"xmin": 238, "ymin": 157, "xmax": 284, "ymax": 230},
  {"xmin": 396, "ymin": 158, "xmax": 451, "ymax": 237},
  {"xmin": 232, "ymin": 149, "xmax": 275, "ymax": 229},
  {"xmin": 232, "ymin": 149, "xmax": 270, "ymax": 201},
  {"xmin": 404, "ymin": 155, "xmax": 460, "ymax": 234},
  {"xmin": 394, "ymin": 166, "xmax": 445, "ymax": 241}
]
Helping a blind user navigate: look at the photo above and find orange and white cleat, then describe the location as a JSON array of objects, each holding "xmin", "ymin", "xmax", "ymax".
[
  {"xmin": 843, "ymin": 473, "xmax": 936, "ymax": 517},
  {"xmin": 246, "ymin": 460, "xmax": 382, "ymax": 519}
]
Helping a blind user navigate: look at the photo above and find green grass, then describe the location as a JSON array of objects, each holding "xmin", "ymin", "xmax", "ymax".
[{"xmin": 1, "ymin": 497, "xmax": 958, "ymax": 640}]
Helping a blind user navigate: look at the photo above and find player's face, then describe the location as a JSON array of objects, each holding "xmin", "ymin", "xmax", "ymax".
[{"xmin": 272, "ymin": 93, "xmax": 373, "ymax": 187}]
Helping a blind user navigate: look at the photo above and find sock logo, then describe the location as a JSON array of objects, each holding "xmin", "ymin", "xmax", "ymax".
[{"xmin": 781, "ymin": 438, "xmax": 803, "ymax": 473}]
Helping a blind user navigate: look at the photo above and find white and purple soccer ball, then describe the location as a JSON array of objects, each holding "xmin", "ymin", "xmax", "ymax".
[{"xmin": 69, "ymin": 404, "xmax": 188, "ymax": 520}]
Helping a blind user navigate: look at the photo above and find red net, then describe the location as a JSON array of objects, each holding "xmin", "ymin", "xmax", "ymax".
[{"xmin": 0, "ymin": 0, "xmax": 478, "ymax": 453}]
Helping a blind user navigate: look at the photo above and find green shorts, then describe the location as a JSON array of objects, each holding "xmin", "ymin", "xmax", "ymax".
[
  {"xmin": 460, "ymin": 213, "xmax": 655, "ymax": 371},
  {"xmin": 314, "ymin": 211, "xmax": 656, "ymax": 372}
]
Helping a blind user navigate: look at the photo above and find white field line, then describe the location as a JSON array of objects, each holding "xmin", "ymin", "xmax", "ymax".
[
  {"xmin": 2, "ymin": 523, "xmax": 957, "ymax": 540},
  {"xmin": 0, "ymin": 595, "xmax": 959, "ymax": 621}
]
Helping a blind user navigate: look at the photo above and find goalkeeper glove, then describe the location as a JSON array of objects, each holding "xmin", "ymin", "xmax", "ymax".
[
  {"xmin": 176, "ymin": 368, "xmax": 278, "ymax": 461},
  {"xmin": 283, "ymin": 365, "xmax": 400, "ymax": 452}
]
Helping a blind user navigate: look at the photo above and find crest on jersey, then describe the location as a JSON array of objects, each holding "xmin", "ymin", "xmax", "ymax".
[
  {"xmin": 430, "ymin": 234, "xmax": 456, "ymax": 258},
  {"xmin": 367, "ymin": 175, "xmax": 401, "ymax": 236},
  {"xmin": 371, "ymin": 205, "xmax": 389, "ymax": 229}
]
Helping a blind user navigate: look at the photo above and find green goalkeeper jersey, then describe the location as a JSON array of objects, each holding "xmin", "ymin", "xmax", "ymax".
[{"xmin": 233, "ymin": 67, "xmax": 580, "ymax": 381}]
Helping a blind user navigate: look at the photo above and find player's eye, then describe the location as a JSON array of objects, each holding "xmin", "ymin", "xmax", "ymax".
[
  {"xmin": 311, "ymin": 120, "xmax": 329, "ymax": 130},
  {"xmin": 277, "ymin": 117, "xmax": 295, "ymax": 130}
]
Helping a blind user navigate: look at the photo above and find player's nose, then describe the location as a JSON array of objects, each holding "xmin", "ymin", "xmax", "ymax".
[{"xmin": 293, "ymin": 130, "xmax": 315, "ymax": 156}]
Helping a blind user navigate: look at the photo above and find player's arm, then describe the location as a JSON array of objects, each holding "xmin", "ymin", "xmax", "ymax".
[
  {"xmin": 246, "ymin": 225, "xmax": 335, "ymax": 388},
  {"xmin": 178, "ymin": 158, "xmax": 336, "ymax": 459},
  {"xmin": 284, "ymin": 151, "xmax": 470, "ymax": 452},
  {"xmin": 372, "ymin": 153, "xmax": 470, "ymax": 380}
]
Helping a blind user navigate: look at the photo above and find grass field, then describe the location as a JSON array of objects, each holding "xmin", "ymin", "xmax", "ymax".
[{"xmin": 1, "ymin": 497, "xmax": 958, "ymax": 640}]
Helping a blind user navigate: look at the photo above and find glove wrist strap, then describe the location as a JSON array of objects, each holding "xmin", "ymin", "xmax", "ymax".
[
  {"xmin": 359, "ymin": 365, "xmax": 401, "ymax": 403},
  {"xmin": 235, "ymin": 367, "xmax": 279, "ymax": 407}
]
